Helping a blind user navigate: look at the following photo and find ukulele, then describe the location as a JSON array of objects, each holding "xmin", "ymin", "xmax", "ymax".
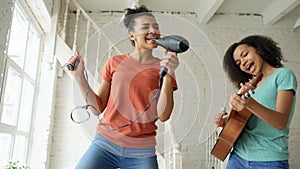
[{"xmin": 211, "ymin": 72, "xmax": 263, "ymax": 161}]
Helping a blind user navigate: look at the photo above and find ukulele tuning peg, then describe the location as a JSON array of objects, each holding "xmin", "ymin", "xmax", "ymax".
[
  {"xmin": 241, "ymin": 92, "xmax": 251, "ymax": 100},
  {"xmin": 241, "ymin": 95, "xmax": 247, "ymax": 100}
]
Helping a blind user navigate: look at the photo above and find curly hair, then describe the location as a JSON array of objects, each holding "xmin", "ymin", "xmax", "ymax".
[
  {"xmin": 123, "ymin": 5, "xmax": 155, "ymax": 46},
  {"xmin": 223, "ymin": 35, "xmax": 284, "ymax": 88}
]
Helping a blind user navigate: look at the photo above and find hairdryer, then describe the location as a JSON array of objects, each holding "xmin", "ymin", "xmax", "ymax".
[
  {"xmin": 151, "ymin": 35, "xmax": 189, "ymax": 53},
  {"xmin": 151, "ymin": 35, "xmax": 189, "ymax": 89}
]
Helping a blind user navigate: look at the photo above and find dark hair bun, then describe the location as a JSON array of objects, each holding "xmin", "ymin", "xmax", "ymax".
[{"xmin": 123, "ymin": 5, "xmax": 153, "ymax": 31}]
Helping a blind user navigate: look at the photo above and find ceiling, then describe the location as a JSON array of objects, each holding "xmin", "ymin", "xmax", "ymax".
[{"xmin": 73, "ymin": 0, "xmax": 300, "ymax": 28}]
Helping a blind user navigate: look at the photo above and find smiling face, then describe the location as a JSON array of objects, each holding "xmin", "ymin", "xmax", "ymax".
[
  {"xmin": 233, "ymin": 44, "xmax": 266, "ymax": 76},
  {"xmin": 129, "ymin": 15, "xmax": 161, "ymax": 50}
]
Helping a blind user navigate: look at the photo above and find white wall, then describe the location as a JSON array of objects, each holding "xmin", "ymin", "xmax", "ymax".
[
  {"xmin": 50, "ymin": 73, "xmax": 90, "ymax": 169},
  {"xmin": 0, "ymin": 0, "xmax": 14, "ymax": 100}
]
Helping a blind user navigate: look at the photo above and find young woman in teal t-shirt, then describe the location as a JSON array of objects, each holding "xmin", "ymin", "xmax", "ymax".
[{"xmin": 215, "ymin": 35, "xmax": 297, "ymax": 169}]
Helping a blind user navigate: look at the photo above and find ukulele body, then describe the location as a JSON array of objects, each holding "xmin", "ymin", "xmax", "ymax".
[{"xmin": 211, "ymin": 109, "xmax": 252, "ymax": 161}]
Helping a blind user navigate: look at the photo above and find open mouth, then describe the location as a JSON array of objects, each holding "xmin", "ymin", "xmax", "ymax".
[
  {"xmin": 146, "ymin": 37, "xmax": 156, "ymax": 40},
  {"xmin": 146, "ymin": 37, "xmax": 157, "ymax": 43},
  {"xmin": 246, "ymin": 62, "xmax": 254, "ymax": 72}
]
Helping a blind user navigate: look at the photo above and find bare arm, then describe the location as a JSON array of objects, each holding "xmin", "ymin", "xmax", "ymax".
[
  {"xmin": 157, "ymin": 50, "xmax": 179, "ymax": 122},
  {"xmin": 157, "ymin": 74, "xmax": 175, "ymax": 121},
  {"xmin": 229, "ymin": 90, "xmax": 294, "ymax": 130},
  {"xmin": 68, "ymin": 53, "xmax": 110, "ymax": 115}
]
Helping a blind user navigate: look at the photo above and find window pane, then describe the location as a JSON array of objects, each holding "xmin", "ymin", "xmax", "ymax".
[
  {"xmin": 12, "ymin": 135, "xmax": 27, "ymax": 163},
  {"xmin": 24, "ymin": 25, "xmax": 40, "ymax": 79},
  {"xmin": 0, "ymin": 133, "xmax": 12, "ymax": 166},
  {"xmin": 17, "ymin": 79, "xmax": 34, "ymax": 132},
  {"xmin": 7, "ymin": 4, "xmax": 29, "ymax": 68},
  {"xmin": 1, "ymin": 67, "xmax": 22, "ymax": 126}
]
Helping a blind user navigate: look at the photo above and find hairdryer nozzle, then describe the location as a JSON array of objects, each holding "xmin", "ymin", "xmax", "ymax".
[{"xmin": 152, "ymin": 35, "xmax": 189, "ymax": 53}]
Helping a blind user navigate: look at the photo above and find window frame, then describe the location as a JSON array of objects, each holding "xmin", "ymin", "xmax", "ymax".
[{"xmin": 0, "ymin": 0, "xmax": 44, "ymax": 166}]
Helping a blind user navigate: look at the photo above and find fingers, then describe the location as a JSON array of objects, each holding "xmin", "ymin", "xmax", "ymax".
[
  {"xmin": 229, "ymin": 93, "xmax": 246, "ymax": 111},
  {"xmin": 73, "ymin": 52, "xmax": 82, "ymax": 61},
  {"xmin": 214, "ymin": 111, "xmax": 227, "ymax": 121},
  {"xmin": 68, "ymin": 55, "xmax": 78, "ymax": 65},
  {"xmin": 67, "ymin": 52, "xmax": 84, "ymax": 72},
  {"xmin": 214, "ymin": 113, "xmax": 222, "ymax": 124},
  {"xmin": 160, "ymin": 50, "xmax": 179, "ymax": 75},
  {"xmin": 214, "ymin": 111, "xmax": 228, "ymax": 127},
  {"xmin": 68, "ymin": 52, "xmax": 80, "ymax": 63}
]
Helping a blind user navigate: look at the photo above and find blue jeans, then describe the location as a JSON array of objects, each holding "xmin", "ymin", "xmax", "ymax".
[
  {"xmin": 75, "ymin": 134, "xmax": 158, "ymax": 169},
  {"xmin": 226, "ymin": 151, "xmax": 289, "ymax": 169}
]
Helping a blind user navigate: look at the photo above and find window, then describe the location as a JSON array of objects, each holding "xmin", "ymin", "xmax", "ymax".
[{"xmin": 0, "ymin": 1, "xmax": 42, "ymax": 167}]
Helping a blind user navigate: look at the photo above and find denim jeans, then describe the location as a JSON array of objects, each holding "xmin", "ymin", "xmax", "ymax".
[
  {"xmin": 226, "ymin": 151, "xmax": 289, "ymax": 169},
  {"xmin": 75, "ymin": 134, "xmax": 158, "ymax": 169}
]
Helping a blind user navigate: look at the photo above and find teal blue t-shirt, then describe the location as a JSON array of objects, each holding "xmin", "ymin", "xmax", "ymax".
[{"xmin": 234, "ymin": 68, "xmax": 297, "ymax": 161}]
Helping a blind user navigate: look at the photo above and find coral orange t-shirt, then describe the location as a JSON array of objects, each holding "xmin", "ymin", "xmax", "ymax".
[{"xmin": 97, "ymin": 54, "xmax": 177, "ymax": 148}]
